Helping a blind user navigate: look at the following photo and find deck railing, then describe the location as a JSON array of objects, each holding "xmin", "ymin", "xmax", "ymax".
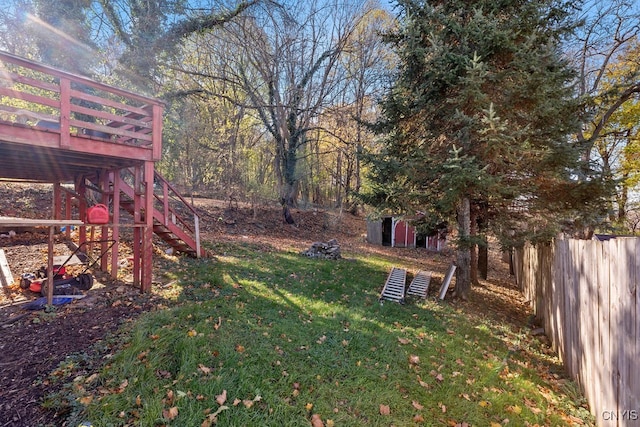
[{"xmin": 0, "ymin": 51, "xmax": 162, "ymax": 160}]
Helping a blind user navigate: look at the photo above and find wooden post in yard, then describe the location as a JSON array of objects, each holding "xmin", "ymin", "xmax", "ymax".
[
  {"xmin": 132, "ymin": 167, "xmax": 142, "ymax": 289},
  {"xmin": 141, "ymin": 161, "xmax": 154, "ymax": 292},
  {"xmin": 110, "ymin": 170, "xmax": 121, "ymax": 279},
  {"xmin": 100, "ymin": 171, "xmax": 110, "ymax": 272}
]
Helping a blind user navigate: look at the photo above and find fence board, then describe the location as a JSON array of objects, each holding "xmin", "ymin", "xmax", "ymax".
[
  {"xmin": 620, "ymin": 238, "xmax": 636, "ymax": 417},
  {"xmin": 634, "ymin": 239, "xmax": 640, "ymax": 424},
  {"xmin": 575, "ymin": 239, "xmax": 587, "ymax": 392},
  {"xmin": 583, "ymin": 240, "xmax": 598, "ymax": 414},
  {"xmin": 610, "ymin": 240, "xmax": 622, "ymax": 417},
  {"xmin": 516, "ymin": 238, "xmax": 640, "ymax": 426}
]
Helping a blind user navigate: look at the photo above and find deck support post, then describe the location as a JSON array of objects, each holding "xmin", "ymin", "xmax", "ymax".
[
  {"xmin": 141, "ymin": 161, "xmax": 155, "ymax": 292},
  {"xmin": 110, "ymin": 170, "xmax": 121, "ymax": 279}
]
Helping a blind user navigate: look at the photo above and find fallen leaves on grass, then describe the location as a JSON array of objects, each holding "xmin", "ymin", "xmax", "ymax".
[
  {"xmin": 506, "ymin": 404, "xmax": 522, "ymax": 414},
  {"xmin": 311, "ymin": 413, "xmax": 324, "ymax": 427},
  {"xmin": 243, "ymin": 395, "xmax": 262, "ymax": 408},
  {"xmin": 79, "ymin": 395, "xmax": 93, "ymax": 406},
  {"xmin": 216, "ymin": 390, "xmax": 227, "ymax": 405},
  {"xmin": 115, "ymin": 379, "xmax": 128, "ymax": 394},
  {"xmin": 408, "ymin": 354, "xmax": 420, "ymax": 366},
  {"xmin": 430, "ymin": 370, "xmax": 444, "ymax": 382},
  {"xmin": 198, "ymin": 364, "xmax": 212, "ymax": 375},
  {"xmin": 379, "ymin": 404, "xmax": 391, "ymax": 415},
  {"xmin": 201, "ymin": 405, "xmax": 229, "ymax": 427},
  {"xmin": 162, "ymin": 406, "xmax": 178, "ymax": 421},
  {"xmin": 416, "ymin": 375, "xmax": 430, "ymax": 388}
]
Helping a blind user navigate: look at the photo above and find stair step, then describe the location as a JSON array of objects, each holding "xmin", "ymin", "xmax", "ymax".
[{"xmin": 113, "ymin": 172, "xmax": 204, "ymax": 258}]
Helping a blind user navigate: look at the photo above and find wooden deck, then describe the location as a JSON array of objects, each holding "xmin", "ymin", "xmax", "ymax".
[
  {"xmin": 0, "ymin": 51, "xmax": 186, "ymax": 293},
  {"xmin": 0, "ymin": 51, "xmax": 162, "ymax": 182}
]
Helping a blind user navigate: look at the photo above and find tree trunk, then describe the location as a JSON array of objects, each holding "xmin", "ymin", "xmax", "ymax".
[
  {"xmin": 470, "ymin": 207, "xmax": 478, "ymax": 285},
  {"xmin": 477, "ymin": 203, "xmax": 488, "ymax": 280},
  {"xmin": 478, "ymin": 239, "xmax": 488, "ymax": 280},
  {"xmin": 618, "ymin": 172, "xmax": 628, "ymax": 223},
  {"xmin": 455, "ymin": 197, "xmax": 471, "ymax": 300}
]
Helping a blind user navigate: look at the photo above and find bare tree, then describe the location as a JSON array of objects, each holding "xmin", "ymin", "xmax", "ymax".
[
  {"xmin": 570, "ymin": 0, "xmax": 640, "ymax": 160},
  {"xmin": 213, "ymin": 0, "xmax": 372, "ymax": 210},
  {"xmin": 336, "ymin": 3, "xmax": 395, "ymax": 211}
]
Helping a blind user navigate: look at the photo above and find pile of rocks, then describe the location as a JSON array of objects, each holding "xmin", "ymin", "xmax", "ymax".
[{"xmin": 301, "ymin": 239, "xmax": 341, "ymax": 260}]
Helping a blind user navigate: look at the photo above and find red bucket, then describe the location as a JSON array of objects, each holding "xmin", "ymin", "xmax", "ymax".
[{"xmin": 87, "ymin": 204, "xmax": 109, "ymax": 224}]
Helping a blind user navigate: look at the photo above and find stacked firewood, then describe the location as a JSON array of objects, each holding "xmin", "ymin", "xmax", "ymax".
[{"xmin": 300, "ymin": 239, "xmax": 341, "ymax": 260}]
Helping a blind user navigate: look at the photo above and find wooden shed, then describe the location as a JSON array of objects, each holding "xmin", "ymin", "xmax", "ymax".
[{"xmin": 366, "ymin": 216, "xmax": 446, "ymax": 251}]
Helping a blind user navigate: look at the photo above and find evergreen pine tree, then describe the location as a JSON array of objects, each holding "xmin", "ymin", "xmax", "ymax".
[{"xmin": 364, "ymin": 0, "xmax": 604, "ymax": 299}]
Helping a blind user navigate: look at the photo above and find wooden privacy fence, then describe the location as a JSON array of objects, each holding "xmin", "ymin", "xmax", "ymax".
[{"xmin": 514, "ymin": 239, "xmax": 639, "ymax": 426}]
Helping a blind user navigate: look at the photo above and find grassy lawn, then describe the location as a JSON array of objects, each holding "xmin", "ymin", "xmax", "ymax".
[{"xmin": 50, "ymin": 241, "xmax": 594, "ymax": 426}]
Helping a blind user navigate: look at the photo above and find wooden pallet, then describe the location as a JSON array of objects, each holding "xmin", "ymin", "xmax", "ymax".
[
  {"xmin": 380, "ymin": 267, "xmax": 407, "ymax": 303},
  {"xmin": 406, "ymin": 270, "xmax": 431, "ymax": 298}
]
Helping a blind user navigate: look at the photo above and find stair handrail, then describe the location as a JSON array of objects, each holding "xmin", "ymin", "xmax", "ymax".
[{"xmin": 153, "ymin": 171, "xmax": 202, "ymax": 257}]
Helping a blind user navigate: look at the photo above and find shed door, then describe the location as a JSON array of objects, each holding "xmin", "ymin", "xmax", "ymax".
[
  {"xmin": 394, "ymin": 220, "xmax": 416, "ymax": 248},
  {"xmin": 382, "ymin": 217, "xmax": 392, "ymax": 246}
]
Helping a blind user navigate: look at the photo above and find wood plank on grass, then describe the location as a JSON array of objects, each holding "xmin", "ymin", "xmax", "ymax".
[{"xmin": 438, "ymin": 264, "xmax": 456, "ymax": 300}]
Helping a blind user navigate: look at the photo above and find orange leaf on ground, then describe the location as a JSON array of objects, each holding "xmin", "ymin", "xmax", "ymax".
[
  {"xmin": 163, "ymin": 406, "xmax": 178, "ymax": 420},
  {"xmin": 115, "ymin": 379, "xmax": 128, "ymax": 394},
  {"xmin": 417, "ymin": 375, "xmax": 430, "ymax": 388},
  {"xmin": 412, "ymin": 401, "xmax": 424, "ymax": 410},
  {"xmin": 164, "ymin": 389, "xmax": 174, "ymax": 405},
  {"xmin": 198, "ymin": 364, "xmax": 212, "ymax": 375},
  {"xmin": 379, "ymin": 404, "xmax": 391, "ymax": 415},
  {"xmin": 215, "ymin": 389, "xmax": 227, "ymax": 405},
  {"xmin": 311, "ymin": 413, "xmax": 324, "ymax": 427}
]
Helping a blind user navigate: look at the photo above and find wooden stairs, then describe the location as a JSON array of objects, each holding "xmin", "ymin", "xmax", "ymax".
[{"xmin": 102, "ymin": 169, "xmax": 205, "ymax": 258}]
